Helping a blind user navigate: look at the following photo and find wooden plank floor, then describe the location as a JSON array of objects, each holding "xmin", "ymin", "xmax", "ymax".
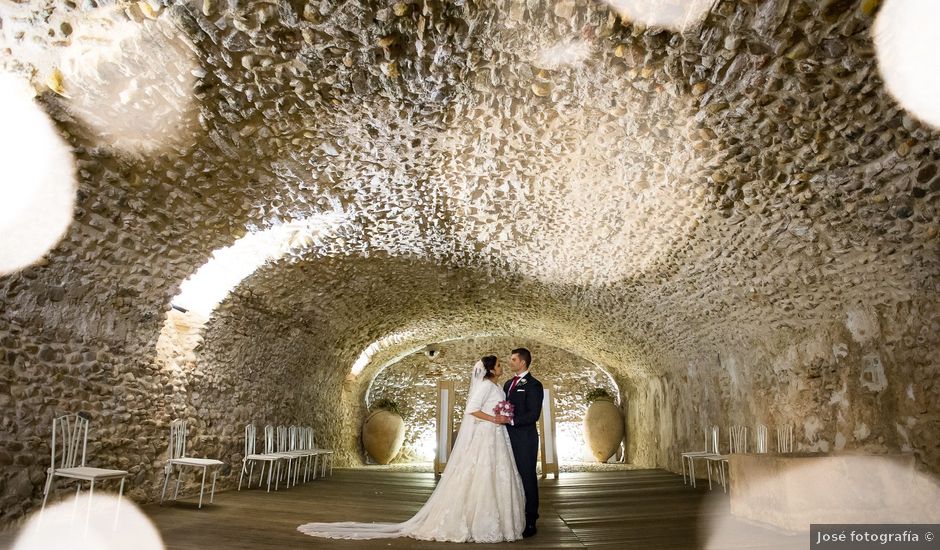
[{"xmin": 2, "ymin": 469, "xmax": 805, "ymax": 549}]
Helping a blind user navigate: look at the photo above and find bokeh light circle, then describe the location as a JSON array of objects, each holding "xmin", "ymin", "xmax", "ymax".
[
  {"xmin": 0, "ymin": 72, "xmax": 77, "ymax": 275},
  {"xmin": 874, "ymin": 0, "xmax": 940, "ymax": 128}
]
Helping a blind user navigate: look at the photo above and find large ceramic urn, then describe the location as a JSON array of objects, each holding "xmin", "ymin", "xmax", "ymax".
[
  {"xmin": 362, "ymin": 409, "xmax": 405, "ymax": 465},
  {"xmin": 583, "ymin": 398, "xmax": 624, "ymax": 462}
]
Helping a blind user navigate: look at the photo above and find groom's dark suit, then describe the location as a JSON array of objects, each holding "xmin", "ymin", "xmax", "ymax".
[{"xmin": 503, "ymin": 373, "xmax": 543, "ymax": 529}]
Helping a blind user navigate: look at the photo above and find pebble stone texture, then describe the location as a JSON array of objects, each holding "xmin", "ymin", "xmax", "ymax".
[
  {"xmin": 365, "ymin": 337, "xmax": 621, "ymax": 463},
  {"xmin": 1, "ymin": 0, "xmax": 939, "ymax": 526}
]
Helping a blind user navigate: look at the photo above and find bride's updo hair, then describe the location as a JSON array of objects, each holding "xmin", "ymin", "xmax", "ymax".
[{"xmin": 481, "ymin": 355, "xmax": 498, "ymax": 379}]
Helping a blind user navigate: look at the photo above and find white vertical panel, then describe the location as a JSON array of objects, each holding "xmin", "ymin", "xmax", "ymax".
[
  {"xmin": 543, "ymin": 389, "xmax": 555, "ymax": 464},
  {"xmin": 438, "ymin": 388, "xmax": 449, "ymax": 464}
]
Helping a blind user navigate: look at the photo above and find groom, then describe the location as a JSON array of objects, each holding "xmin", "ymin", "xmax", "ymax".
[{"xmin": 500, "ymin": 348, "xmax": 543, "ymax": 538}]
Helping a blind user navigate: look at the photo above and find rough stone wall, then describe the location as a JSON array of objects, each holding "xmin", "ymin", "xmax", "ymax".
[
  {"xmin": 188, "ymin": 296, "xmax": 349, "ymax": 469},
  {"xmin": 0, "ymin": 155, "xmax": 236, "ymax": 524},
  {"xmin": 630, "ymin": 296, "xmax": 940, "ymax": 475},
  {"xmin": 366, "ymin": 337, "xmax": 621, "ymax": 462}
]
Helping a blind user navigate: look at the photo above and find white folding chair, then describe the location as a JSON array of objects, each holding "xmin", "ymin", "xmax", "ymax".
[
  {"xmin": 160, "ymin": 420, "xmax": 224, "ymax": 508},
  {"xmin": 776, "ymin": 425, "xmax": 793, "ymax": 453},
  {"xmin": 271, "ymin": 425, "xmax": 301, "ymax": 489},
  {"xmin": 239, "ymin": 424, "xmax": 283, "ymax": 492},
  {"xmin": 306, "ymin": 426, "xmax": 333, "ymax": 478},
  {"xmin": 281, "ymin": 425, "xmax": 318, "ymax": 486},
  {"xmin": 682, "ymin": 426, "xmax": 719, "ymax": 487},
  {"xmin": 705, "ymin": 425, "xmax": 747, "ymax": 492},
  {"xmin": 42, "ymin": 413, "xmax": 128, "ymax": 514}
]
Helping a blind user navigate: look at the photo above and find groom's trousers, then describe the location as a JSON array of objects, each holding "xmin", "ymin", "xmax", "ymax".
[{"xmin": 507, "ymin": 425, "xmax": 539, "ymax": 526}]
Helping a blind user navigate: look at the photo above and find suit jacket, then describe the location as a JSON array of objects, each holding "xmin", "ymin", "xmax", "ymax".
[{"xmin": 503, "ymin": 373, "xmax": 544, "ymax": 429}]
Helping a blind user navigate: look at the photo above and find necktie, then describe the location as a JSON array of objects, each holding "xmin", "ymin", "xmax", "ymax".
[{"xmin": 509, "ymin": 376, "xmax": 521, "ymax": 393}]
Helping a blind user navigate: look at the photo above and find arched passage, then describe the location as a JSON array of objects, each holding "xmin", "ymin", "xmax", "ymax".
[{"xmin": 364, "ymin": 336, "xmax": 623, "ymax": 463}]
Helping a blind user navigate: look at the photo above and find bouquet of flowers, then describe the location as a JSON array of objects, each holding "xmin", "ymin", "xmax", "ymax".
[{"xmin": 494, "ymin": 400, "xmax": 514, "ymax": 420}]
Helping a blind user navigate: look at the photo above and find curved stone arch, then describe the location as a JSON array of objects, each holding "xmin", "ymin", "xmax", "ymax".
[
  {"xmin": 339, "ymin": 319, "xmax": 641, "ymax": 461},
  {"xmin": 362, "ymin": 334, "xmax": 627, "ymax": 462},
  {"xmin": 345, "ymin": 316, "xmax": 649, "ymax": 408},
  {"xmin": 360, "ymin": 332, "xmax": 624, "ymax": 409},
  {"xmin": 157, "ymin": 222, "xmax": 665, "ymax": 467}
]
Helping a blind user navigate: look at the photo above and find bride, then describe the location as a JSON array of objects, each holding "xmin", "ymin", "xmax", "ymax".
[{"xmin": 298, "ymin": 355, "xmax": 526, "ymax": 543}]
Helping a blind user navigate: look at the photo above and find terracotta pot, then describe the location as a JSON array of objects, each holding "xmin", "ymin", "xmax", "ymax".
[
  {"xmin": 362, "ymin": 410, "xmax": 405, "ymax": 465},
  {"xmin": 583, "ymin": 398, "xmax": 624, "ymax": 462}
]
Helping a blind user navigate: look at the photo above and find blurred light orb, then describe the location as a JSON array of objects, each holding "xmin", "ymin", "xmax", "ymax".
[
  {"xmin": 14, "ymin": 494, "xmax": 164, "ymax": 550},
  {"xmin": 874, "ymin": 0, "xmax": 940, "ymax": 128},
  {"xmin": 56, "ymin": 6, "xmax": 198, "ymax": 154},
  {"xmin": 605, "ymin": 0, "xmax": 716, "ymax": 32},
  {"xmin": 0, "ymin": 72, "xmax": 77, "ymax": 275},
  {"xmin": 534, "ymin": 40, "xmax": 592, "ymax": 70}
]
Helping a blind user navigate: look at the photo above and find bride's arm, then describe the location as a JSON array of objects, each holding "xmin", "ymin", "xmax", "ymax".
[
  {"xmin": 466, "ymin": 384, "xmax": 503, "ymax": 423},
  {"xmin": 469, "ymin": 410, "xmax": 500, "ymax": 423}
]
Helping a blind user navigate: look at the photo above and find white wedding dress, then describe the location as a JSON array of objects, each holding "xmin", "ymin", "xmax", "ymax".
[{"xmin": 298, "ymin": 373, "xmax": 526, "ymax": 543}]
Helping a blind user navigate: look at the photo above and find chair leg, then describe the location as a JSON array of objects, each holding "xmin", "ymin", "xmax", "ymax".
[
  {"xmin": 249, "ymin": 462, "xmax": 256, "ymax": 488},
  {"xmin": 681, "ymin": 455, "xmax": 687, "ymax": 484},
  {"xmin": 210, "ymin": 470, "xmax": 218, "ymax": 503},
  {"xmin": 174, "ymin": 472, "xmax": 182, "ymax": 501},
  {"xmin": 707, "ymin": 461, "xmax": 713, "ymax": 491},
  {"xmin": 238, "ymin": 461, "xmax": 245, "ymax": 491},
  {"xmin": 198, "ymin": 467, "xmax": 207, "ymax": 509},
  {"xmin": 266, "ymin": 461, "xmax": 273, "ymax": 492},
  {"xmin": 114, "ymin": 477, "xmax": 125, "ymax": 531},
  {"xmin": 42, "ymin": 471, "xmax": 54, "ymax": 510},
  {"xmin": 722, "ymin": 461, "xmax": 728, "ymax": 493},
  {"xmin": 84, "ymin": 480, "xmax": 95, "ymax": 538},
  {"xmin": 274, "ymin": 462, "xmax": 280, "ymax": 491},
  {"xmin": 161, "ymin": 467, "xmax": 170, "ymax": 504},
  {"xmin": 71, "ymin": 482, "xmax": 81, "ymax": 525}
]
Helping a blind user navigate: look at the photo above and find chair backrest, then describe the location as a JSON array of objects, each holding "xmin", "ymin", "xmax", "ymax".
[
  {"xmin": 305, "ymin": 427, "xmax": 316, "ymax": 450},
  {"xmin": 776, "ymin": 425, "xmax": 793, "ymax": 453},
  {"xmin": 263, "ymin": 425, "xmax": 276, "ymax": 454},
  {"xmin": 709, "ymin": 425, "xmax": 720, "ymax": 454},
  {"xmin": 168, "ymin": 420, "xmax": 188, "ymax": 460},
  {"xmin": 276, "ymin": 426, "xmax": 289, "ymax": 452},
  {"xmin": 301, "ymin": 427, "xmax": 311, "ymax": 450},
  {"xmin": 755, "ymin": 424, "xmax": 769, "ymax": 453},
  {"xmin": 244, "ymin": 424, "xmax": 257, "ymax": 456},
  {"xmin": 729, "ymin": 425, "xmax": 748, "ymax": 453},
  {"xmin": 289, "ymin": 425, "xmax": 301, "ymax": 451},
  {"xmin": 51, "ymin": 413, "xmax": 90, "ymax": 470}
]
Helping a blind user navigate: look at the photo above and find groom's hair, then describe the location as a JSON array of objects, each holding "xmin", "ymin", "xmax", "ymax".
[
  {"xmin": 511, "ymin": 348, "xmax": 531, "ymax": 368},
  {"xmin": 481, "ymin": 355, "xmax": 498, "ymax": 379}
]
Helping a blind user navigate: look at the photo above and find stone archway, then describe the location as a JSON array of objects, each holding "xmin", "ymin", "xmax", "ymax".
[{"xmin": 364, "ymin": 336, "xmax": 623, "ymax": 464}]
